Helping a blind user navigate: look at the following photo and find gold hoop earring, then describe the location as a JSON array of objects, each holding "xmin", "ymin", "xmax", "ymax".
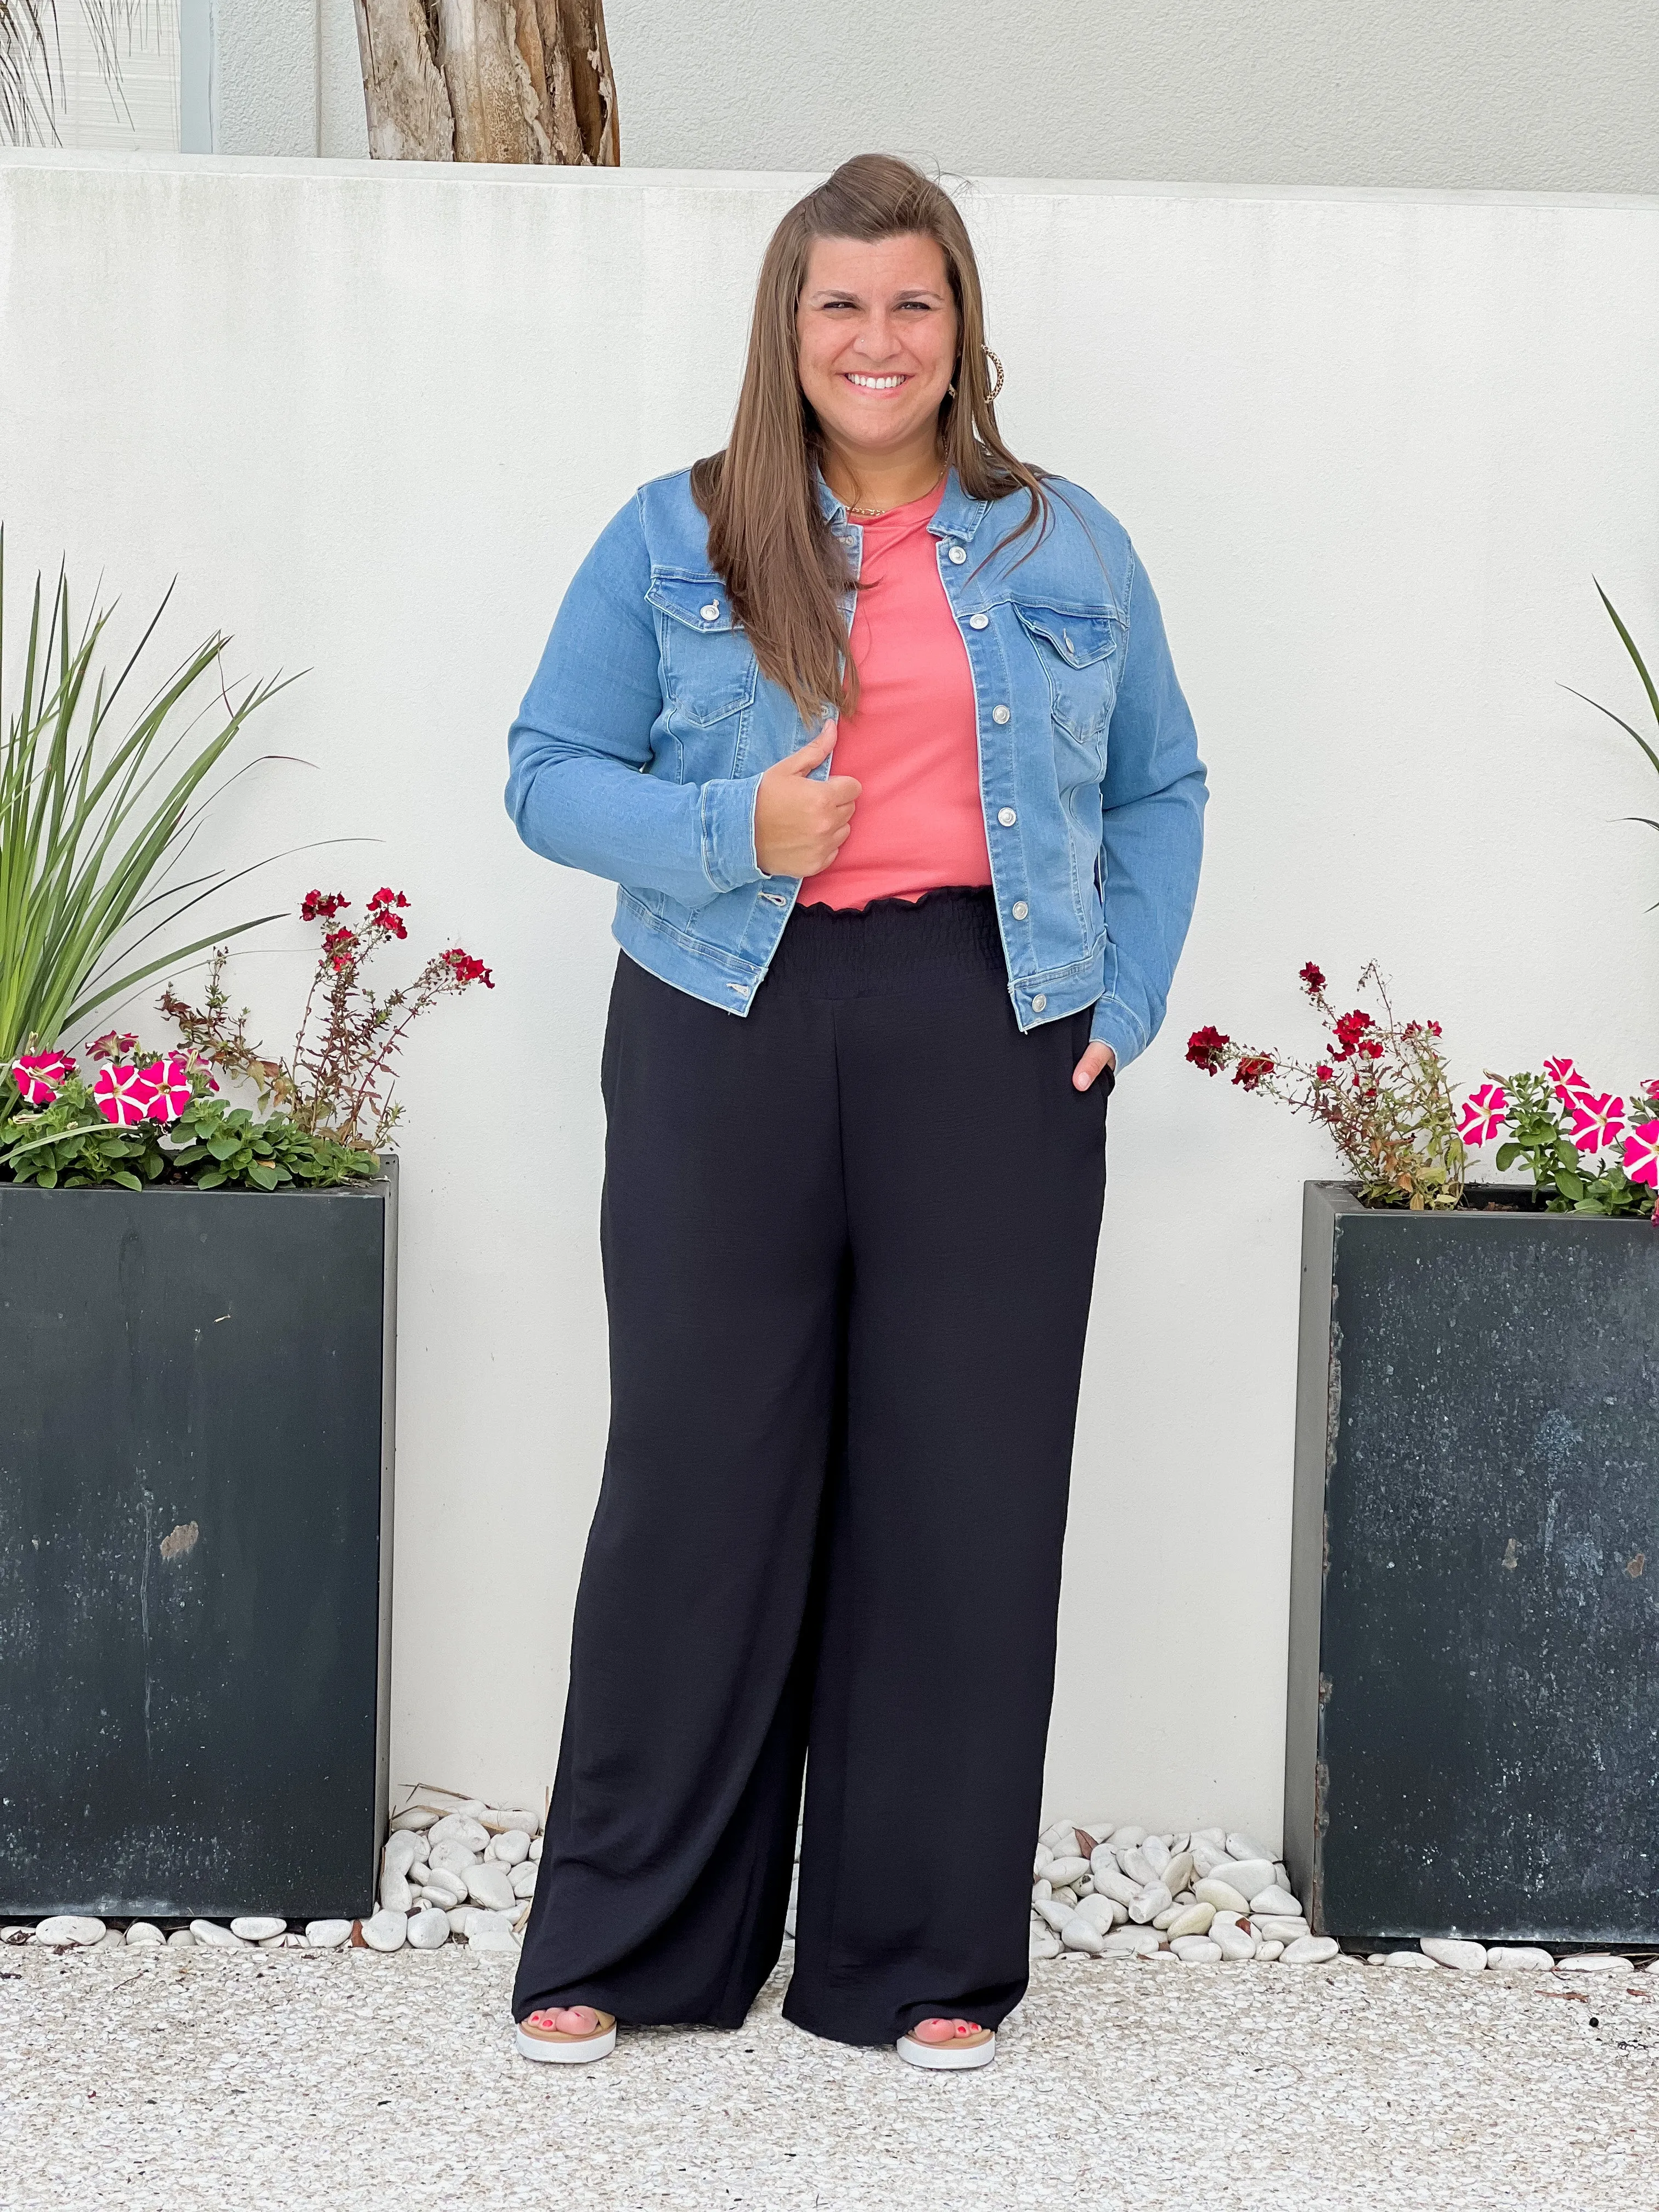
[{"xmin": 983, "ymin": 346, "xmax": 1005, "ymax": 401}]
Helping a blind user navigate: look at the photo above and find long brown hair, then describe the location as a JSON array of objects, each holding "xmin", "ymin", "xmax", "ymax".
[{"xmin": 691, "ymin": 154, "xmax": 1048, "ymax": 721}]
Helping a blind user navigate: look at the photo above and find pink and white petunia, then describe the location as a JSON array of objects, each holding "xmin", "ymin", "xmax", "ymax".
[
  {"xmin": 1624, "ymin": 1119, "xmax": 1659, "ymax": 1189},
  {"xmin": 92, "ymin": 1063, "xmax": 160, "ymax": 1127},
  {"xmin": 1544, "ymin": 1056, "xmax": 1593, "ymax": 1107},
  {"xmin": 1565, "ymin": 1090, "xmax": 1626, "ymax": 1155},
  {"xmin": 138, "ymin": 1056, "xmax": 193, "ymax": 1124},
  {"xmin": 1457, "ymin": 1082, "xmax": 1508, "ymax": 1147},
  {"xmin": 10, "ymin": 1052, "xmax": 76, "ymax": 1105}
]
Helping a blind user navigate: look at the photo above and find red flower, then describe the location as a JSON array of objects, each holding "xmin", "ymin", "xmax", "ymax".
[
  {"xmin": 1358, "ymin": 1038, "xmax": 1384, "ymax": 1060},
  {"xmin": 301, "ymin": 890, "xmax": 350, "ymax": 922},
  {"xmin": 1331, "ymin": 1009, "xmax": 1374, "ymax": 1060},
  {"xmin": 1299, "ymin": 962, "xmax": 1326, "ymax": 995},
  {"xmin": 368, "ymin": 888, "xmax": 409, "ymax": 910},
  {"xmin": 323, "ymin": 926, "xmax": 358, "ymax": 973},
  {"xmin": 86, "ymin": 1030, "xmax": 139, "ymax": 1063},
  {"xmin": 441, "ymin": 947, "xmax": 494, "ymax": 989},
  {"xmin": 1186, "ymin": 1025, "xmax": 1230, "ymax": 1075},
  {"xmin": 1314, "ymin": 1064, "xmax": 1333, "ymax": 1083},
  {"xmin": 1232, "ymin": 1054, "xmax": 1275, "ymax": 1092}
]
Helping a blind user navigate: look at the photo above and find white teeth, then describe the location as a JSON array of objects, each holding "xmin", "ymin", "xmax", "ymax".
[{"xmin": 847, "ymin": 374, "xmax": 906, "ymax": 390}]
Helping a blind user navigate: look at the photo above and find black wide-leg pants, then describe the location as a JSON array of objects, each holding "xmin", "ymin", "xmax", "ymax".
[{"xmin": 513, "ymin": 890, "xmax": 1109, "ymax": 2046}]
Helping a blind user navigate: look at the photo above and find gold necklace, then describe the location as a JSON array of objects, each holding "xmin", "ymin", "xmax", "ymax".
[{"xmin": 844, "ymin": 467, "xmax": 946, "ymax": 520}]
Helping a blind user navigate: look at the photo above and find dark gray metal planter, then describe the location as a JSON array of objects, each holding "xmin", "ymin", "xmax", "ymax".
[
  {"xmin": 1284, "ymin": 1180, "xmax": 1659, "ymax": 1946},
  {"xmin": 0, "ymin": 1165, "xmax": 396, "ymax": 1921}
]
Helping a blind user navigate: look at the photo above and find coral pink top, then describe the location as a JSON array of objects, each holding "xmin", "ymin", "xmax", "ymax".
[{"xmin": 799, "ymin": 483, "xmax": 992, "ymax": 910}]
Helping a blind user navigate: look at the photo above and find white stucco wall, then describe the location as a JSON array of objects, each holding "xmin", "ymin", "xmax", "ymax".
[
  {"xmin": 4, "ymin": 155, "xmax": 1658, "ymax": 1844},
  {"xmin": 308, "ymin": 0, "xmax": 1659, "ymax": 195}
]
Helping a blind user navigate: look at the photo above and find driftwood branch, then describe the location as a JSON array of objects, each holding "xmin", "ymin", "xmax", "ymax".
[{"xmin": 356, "ymin": 0, "xmax": 617, "ymax": 166}]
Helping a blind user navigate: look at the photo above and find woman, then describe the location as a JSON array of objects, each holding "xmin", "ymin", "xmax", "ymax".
[{"xmin": 505, "ymin": 154, "xmax": 1205, "ymax": 2072}]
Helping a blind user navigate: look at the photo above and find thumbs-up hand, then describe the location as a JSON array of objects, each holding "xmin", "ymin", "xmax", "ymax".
[{"xmin": 753, "ymin": 725, "xmax": 860, "ymax": 879}]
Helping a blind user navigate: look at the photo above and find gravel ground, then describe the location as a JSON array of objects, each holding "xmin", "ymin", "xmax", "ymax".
[{"xmin": 3, "ymin": 1944, "xmax": 1656, "ymax": 2210}]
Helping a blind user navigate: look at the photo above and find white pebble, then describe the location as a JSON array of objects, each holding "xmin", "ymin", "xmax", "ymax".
[
  {"xmin": 1128, "ymin": 1882, "xmax": 1171, "ymax": 1925},
  {"xmin": 420, "ymin": 1866, "xmax": 467, "ymax": 1908},
  {"xmin": 1421, "ymin": 1938, "xmax": 1487, "ymax": 1973},
  {"xmin": 1161, "ymin": 1850, "xmax": 1195, "ymax": 1897},
  {"xmin": 1034, "ymin": 1896, "xmax": 1071, "ymax": 1932},
  {"xmin": 229, "ymin": 1917, "xmax": 285, "ymax": 1942},
  {"xmin": 1189, "ymin": 1837, "xmax": 1231, "ymax": 1878},
  {"xmin": 1194, "ymin": 1878, "xmax": 1250, "ymax": 1914},
  {"xmin": 382, "ymin": 1831, "xmax": 422, "ymax": 1876},
  {"xmin": 427, "ymin": 1839, "xmax": 483, "ymax": 1880},
  {"xmin": 407, "ymin": 1907, "xmax": 450, "ymax": 1950},
  {"xmin": 466, "ymin": 1911, "xmax": 518, "ymax": 1952},
  {"xmin": 360, "ymin": 1909, "xmax": 408, "ymax": 1953},
  {"xmin": 510, "ymin": 1860, "xmax": 539, "ymax": 1899},
  {"xmin": 479, "ymin": 1808, "xmax": 543, "ymax": 1836},
  {"xmin": 427, "ymin": 1814, "xmax": 490, "ymax": 1853},
  {"xmin": 1486, "ymin": 1946, "xmax": 1556, "ymax": 1972},
  {"xmin": 1059, "ymin": 1914, "xmax": 1107, "ymax": 1954},
  {"xmin": 124, "ymin": 1922, "xmax": 165, "ymax": 1948},
  {"xmin": 1172, "ymin": 1935, "xmax": 1222, "ymax": 1964},
  {"xmin": 1227, "ymin": 1832, "xmax": 1274, "ymax": 1864},
  {"xmin": 1212, "ymin": 1858, "xmax": 1274, "ymax": 1901},
  {"xmin": 1107, "ymin": 1825, "xmax": 1146, "ymax": 1851},
  {"xmin": 389, "ymin": 1807, "xmax": 439, "ymax": 1832},
  {"xmin": 379, "ymin": 1871, "xmax": 413, "ymax": 1915},
  {"xmin": 1030, "ymin": 1929, "xmax": 1062, "ymax": 1960},
  {"xmin": 528, "ymin": 1837, "xmax": 542, "ymax": 1862},
  {"xmin": 1252, "ymin": 1916, "xmax": 1310, "ymax": 1942},
  {"xmin": 1210, "ymin": 1916, "xmax": 1258, "ymax": 1962},
  {"xmin": 261, "ymin": 1932, "xmax": 308, "ymax": 1948},
  {"xmin": 1166, "ymin": 1902, "xmax": 1215, "ymax": 1939},
  {"xmin": 1255, "ymin": 1940, "xmax": 1284, "ymax": 1961},
  {"xmin": 1556, "ymin": 1954, "xmax": 1631, "ymax": 1974},
  {"xmin": 1045, "ymin": 1854, "xmax": 1088, "ymax": 1888},
  {"xmin": 1139, "ymin": 1835, "xmax": 1170, "ymax": 1877},
  {"xmin": 189, "ymin": 1921, "xmax": 247, "ymax": 1948},
  {"xmin": 1101, "ymin": 1927, "xmax": 1160, "ymax": 1956},
  {"xmin": 1090, "ymin": 1860, "xmax": 1141, "ymax": 1907},
  {"xmin": 166, "ymin": 1929, "xmax": 195, "ymax": 1949},
  {"xmin": 35, "ymin": 1916, "xmax": 105, "ymax": 1946},
  {"xmin": 1249, "ymin": 1884, "xmax": 1303, "ymax": 1917},
  {"xmin": 1384, "ymin": 1950, "xmax": 1441, "ymax": 1969},
  {"xmin": 1040, "ymin": 1820, "xmax": 1079, "ymax": 1850},
  {"xmin": 304, "ymin": 1920, "xmax": 355, "ymax": 1949},
  {"xmin": 494, "ymin": 1830, "xmax": 531, "ymax": 1867},
  {"xmin": 1282, "ymin": 1936, "xmax": 1340, "ymax": 1965}
]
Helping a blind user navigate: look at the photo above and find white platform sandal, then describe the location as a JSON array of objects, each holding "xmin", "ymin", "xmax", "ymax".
[
  {"xmin": 516, "ymin": 2005, "xmax": 617, "ymax": 2063},
  {"xmin": 896, "ymin": 2017, "xmax": 996, "ymax": 2070}
]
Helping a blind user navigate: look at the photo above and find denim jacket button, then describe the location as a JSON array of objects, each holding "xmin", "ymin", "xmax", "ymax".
[
  {"xmin": 701, "ymin": 602, "xmax": 720, "ymax": 622},
  {"xmin": 992, "ymin": 704, "xmax": 1011, "ymax": 725},
  {"xmin": 947, "ymin": 545, "xmax": 968, "ymax": 565},
  {"xmin": 1012, "ymin": 900, "xmax": 1029, "ymax": 920},
  {"xmin": 969, "ymin": 612, "xmax": 990, "ymax": 630},
  {"xmin": 1031, "ymin": 994, "xmax": 1048, "ymax": 1012},
  {"xmin": 997, "ymin": 806, "xmax": 1017, "ymax": 827}
]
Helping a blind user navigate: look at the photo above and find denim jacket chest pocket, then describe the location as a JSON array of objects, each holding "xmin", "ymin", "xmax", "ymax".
[
  {"xmin": 1011, "ymin": 602, "xmax": 1124, "ymax": 754},
  {"xmin": 648, "ymin": 572, "xmax": 759, "ymax": 732}
]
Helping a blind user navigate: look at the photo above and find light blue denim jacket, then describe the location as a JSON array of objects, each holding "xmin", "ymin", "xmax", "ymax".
[{"xmin": 506, "ymin": 467, "xmax": 1206, "ymax": 1068}]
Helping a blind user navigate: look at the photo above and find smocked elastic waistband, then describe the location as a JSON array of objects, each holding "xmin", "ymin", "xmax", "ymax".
[{"xmin": 768, "ymin": 887, "xmax": 1002, "ymax": 1000}]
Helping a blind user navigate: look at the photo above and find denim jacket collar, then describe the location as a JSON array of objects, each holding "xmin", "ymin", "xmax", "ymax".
[{"xmin": 812, "ymin": 464, "xmax": 991, "ymax": 544}]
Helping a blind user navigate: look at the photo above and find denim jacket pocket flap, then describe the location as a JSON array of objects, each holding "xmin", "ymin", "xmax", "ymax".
[
  {"xmin": 1012, "ymin": 603, "xmax": 1121, "ymax": 668},
  {"xmin": 648, "ymin": 572, "xmax": 740, "ymax": 633}
]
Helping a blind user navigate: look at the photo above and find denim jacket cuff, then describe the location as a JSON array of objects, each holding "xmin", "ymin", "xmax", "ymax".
[
  {"xmin": 1088, "ymin": 995, "xmax": 1147, "ymax": 1071},
  {"xmin": 698, "ymin": 773, "xmax": 765, "ymax": 894}
]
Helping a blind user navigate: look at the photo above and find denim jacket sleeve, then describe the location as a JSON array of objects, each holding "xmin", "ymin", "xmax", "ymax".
[
  {"xmin": 1087, "ymin": 545, "xmax": 1209, "ymax": 1069},
  {"xmin": 504, "ymin": 495, "xmax": 767, "ymax": 906}
]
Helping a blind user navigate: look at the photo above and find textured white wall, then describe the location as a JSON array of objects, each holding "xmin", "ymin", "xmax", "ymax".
[
  {"xmin": 210, "ymin": 0, "xmax": 318, "ymax": 156},
  {"xmin": 312, "ymin": 0, "xmax": 1659, "ymax": 193},
  {"xmin": 3, "ymin": 154, "xmax": 1658, "ymax": 1845}
]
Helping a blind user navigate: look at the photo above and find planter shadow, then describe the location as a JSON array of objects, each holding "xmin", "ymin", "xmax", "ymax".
[{"xmin": 0, "ymin": 1166, "xmax": 396, "ymax": 1921}]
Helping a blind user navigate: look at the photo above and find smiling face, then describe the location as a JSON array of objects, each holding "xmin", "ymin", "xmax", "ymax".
[{"xmin": 795, "ymin": 232, "xmax": 959, "ymax": 475}]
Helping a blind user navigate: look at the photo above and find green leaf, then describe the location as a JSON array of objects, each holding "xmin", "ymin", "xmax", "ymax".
[
  {"xmin": 1495, "ymin": 1143, "xmax": 1520, "ymax": 1171},
  {"xmin": 1556, "ymin": 1171, "xmax": 1585, "ymax": 1200},
  {"xmin": 246, "ymin": 1161, "xmax": 279, "ymax": 1190},
  {"xmin": 206, "ymin": 1132, "xmax": 241, "ymax": 1161},
  {"xmin": 195, "ymin": 1165, "xmax": 228, "ymax": 1189},
  {"xmin": 111, "ymin": 1170, "xmax": 141, "ymax": 1192}
]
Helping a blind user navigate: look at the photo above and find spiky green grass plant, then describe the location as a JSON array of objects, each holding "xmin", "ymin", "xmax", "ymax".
[{"xmin": 0, "ymin": 531, "xmax": 286, "ymax": 1128}]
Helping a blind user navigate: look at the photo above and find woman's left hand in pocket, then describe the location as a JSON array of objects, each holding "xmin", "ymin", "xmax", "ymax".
[{"xmin": 1073, "ymin": 1042, "xmax": 1115, "ymax": 1093}]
